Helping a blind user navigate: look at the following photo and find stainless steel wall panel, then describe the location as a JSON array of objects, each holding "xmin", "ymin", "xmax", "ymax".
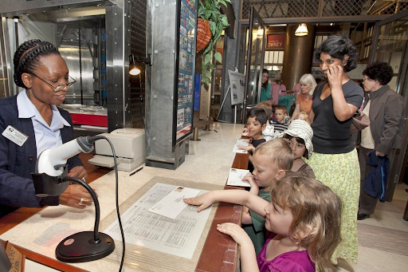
[
  {"xmin": 106, "ymin": 0, "xmax": 131, "ymax": 132},
  {"xmin": 145, "ymin": 0, "xmax": 188, "ymax": 169},
  {"xmin": 0, "ymin": 0, "xmax": 115, "ymax": 17},
  {"xmin": 146, "ymin": 0, "xmax": 177, "ymax": 161}
]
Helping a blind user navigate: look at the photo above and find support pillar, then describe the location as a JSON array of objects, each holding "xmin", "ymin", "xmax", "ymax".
[{"xmin": 281, "ymin": 24, "xmax": 316, "ymax": 91}]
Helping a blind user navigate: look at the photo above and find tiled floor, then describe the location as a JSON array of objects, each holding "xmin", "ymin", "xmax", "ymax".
[{"xmin": 347, "ymin": 183, "xmax": 408, "ymax": 272}]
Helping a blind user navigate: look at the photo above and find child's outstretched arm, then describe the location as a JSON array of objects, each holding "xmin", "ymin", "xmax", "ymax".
[
  {"xmin": 184, "ymin": 190, "xmax": 268, "ymax": 216},
  {"xmin": 217, "ymin": 223, "xmax": 259, "ymax": 272}
]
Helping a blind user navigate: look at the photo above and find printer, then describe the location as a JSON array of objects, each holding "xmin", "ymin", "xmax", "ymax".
[{"xmin": 88, "ymin": 128, "xmax": 145, "ymax": 172}]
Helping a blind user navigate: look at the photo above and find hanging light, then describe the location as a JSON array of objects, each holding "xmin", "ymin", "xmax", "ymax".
[
  {"xmin": 295, "ymin": 0, "xmax": 308, "ymax": 36},
  {"xmin": 295, "ymin": 23, "xmax": 308, "ymax": 36}
]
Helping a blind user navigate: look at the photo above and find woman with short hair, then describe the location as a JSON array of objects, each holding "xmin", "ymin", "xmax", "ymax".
[{"xmin": 307, "ymin": 35, "xmax": 364, "ymax": 264}]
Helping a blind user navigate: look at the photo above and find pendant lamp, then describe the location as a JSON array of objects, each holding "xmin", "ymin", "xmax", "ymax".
[{"xmin": 295, "ymin": 23, "xmax": 308, "ymax": 36}]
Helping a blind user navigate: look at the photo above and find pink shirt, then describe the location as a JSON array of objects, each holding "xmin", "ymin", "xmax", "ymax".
[
  {"xmin": 271, "ymin": 83, "xmax": 286, "ymax": 105},
  {"xmin": 257, "ymin": 234, "xmax": 315, "ymax": 272}
]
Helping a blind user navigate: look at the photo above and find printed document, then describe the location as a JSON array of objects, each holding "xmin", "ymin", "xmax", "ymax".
[
  {"xmin": 104, "ymin": 183, "xmax": 211, "ymax": 259},
  {"xmin": 232, "ymin": 139, "xmax": 249, "ymax": 153},
  {"xmin": 227, "ymin": 168, "xmax": 250, "ymax": 187}
]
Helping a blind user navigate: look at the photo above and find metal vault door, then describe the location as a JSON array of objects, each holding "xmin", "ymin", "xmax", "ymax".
[
  {"xmin": 368, "ymin": 10, "xmax": 408, "ymax": 211},
  {"xmin": 242, "ymin": 7, "xmax": 266, "ymax": 123}
]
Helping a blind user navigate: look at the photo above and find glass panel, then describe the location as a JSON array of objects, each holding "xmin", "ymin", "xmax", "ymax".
[
  {"xmin": 373, "ymin": 18, "xmax": 408, "ymax": 96},
  {"xmin": 246, "ymin": 19, "xmax": 265, "ymax": 106},
  {"xmin": 371, "ymin": 14, "xmax": 408, "ymax": 201}
]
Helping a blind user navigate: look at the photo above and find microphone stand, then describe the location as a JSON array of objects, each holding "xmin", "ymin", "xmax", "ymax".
[{"xmin": 32, "ymin": 174, "xmax": 115, "ymax": 263}]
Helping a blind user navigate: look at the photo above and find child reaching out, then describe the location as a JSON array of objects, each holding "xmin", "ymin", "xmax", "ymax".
[
  {"xmin": 279, "ymin": 120, "xmax": 316, "ymax": 178},
  {"xmin": 239, "ymin": 108, "xmax": 268, "ymax": 172},
  {"xmin": 240, "ymin": 139, "xmax": 293, "ymax": 254},
  {"xmin": 184, "ymin": 174, "xmax": 342, "ymax": 272}
]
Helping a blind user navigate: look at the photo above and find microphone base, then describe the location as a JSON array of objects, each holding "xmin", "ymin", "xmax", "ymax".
[{"xmin": 56, "ymin": 231, "xmax": 115, "ymax": 263}]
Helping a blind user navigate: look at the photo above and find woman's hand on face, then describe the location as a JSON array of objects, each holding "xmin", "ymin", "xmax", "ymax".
[
  {"xmin": 59, "ymin": 184, "xmax": 96, "ymax": 209},
  {"xmin": 68, "ymin": 166, "xmax": 88, "ymax": 182},
  {"xmin": 327, "ymin": 65, "xmax": 344, "ymax": 89},
  {"xmin": 217, "ymin": 223, "xmax": 252, "ymax": 246}
]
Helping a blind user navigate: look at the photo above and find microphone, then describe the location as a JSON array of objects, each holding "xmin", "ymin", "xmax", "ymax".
[
  {"xmin": 36, "ymin": 136, "xmax": 97, "ymax": 177},
  {"xmin": 31, "ymin": 135, "xmax": 115, "ymax": 263}
]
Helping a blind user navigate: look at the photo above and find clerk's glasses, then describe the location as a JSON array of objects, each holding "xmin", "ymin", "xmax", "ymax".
[{"xmin": 30, "ymin": 73, "xmax": 76, "ymax": 92}]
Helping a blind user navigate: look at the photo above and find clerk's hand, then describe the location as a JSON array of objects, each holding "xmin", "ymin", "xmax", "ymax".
[
  {"xmin": 184, "ymin": 192, "xmax": 215, "ymax": 212},
  {"xmin": 68, "ymin": 166, "xmax": 88, "ymax": 182},
  {"xmin": 59, "ymin": 184, "xmax": 95, "ymax": 209}
]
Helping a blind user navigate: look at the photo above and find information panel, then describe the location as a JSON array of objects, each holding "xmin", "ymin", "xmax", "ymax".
[{"xmin": 174, "ymin": 0, "xmax": 197, "ymax": 142}]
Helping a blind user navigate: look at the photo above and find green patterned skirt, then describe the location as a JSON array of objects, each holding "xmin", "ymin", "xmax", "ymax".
[{"xmin": 306, "ymin": 149, "xmax": 359, "ymax": 264}]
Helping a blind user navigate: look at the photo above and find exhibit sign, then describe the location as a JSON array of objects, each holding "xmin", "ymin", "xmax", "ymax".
[{"xmin": 228, "ymin": 70, "xmax": 245, "ymax": 106}]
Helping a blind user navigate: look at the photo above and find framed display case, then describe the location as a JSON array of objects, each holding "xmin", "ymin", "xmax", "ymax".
[{"xmin": 173, "ymin": 0, "xmax": 198, "ymax": 145}]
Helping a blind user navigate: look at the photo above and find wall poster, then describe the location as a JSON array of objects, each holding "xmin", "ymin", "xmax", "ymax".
[{"xmin": 174, "ymin": 0, "xmax": 197, "ymax": 143}]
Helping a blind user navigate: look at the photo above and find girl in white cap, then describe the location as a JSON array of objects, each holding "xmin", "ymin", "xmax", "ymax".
[{"xmin": 279, "ymin": 120, "xmax": 315, "ymax": 178}]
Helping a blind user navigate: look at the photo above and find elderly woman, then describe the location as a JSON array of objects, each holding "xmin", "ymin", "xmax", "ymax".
[
  {"xmin": 289, "ymin": 73, "xmax": 317, "ymax": 123},
  {"xmin": 0, "ymin": 39, "xmax": 93, "ymax": 217},
  {"xmin": 307, "ymin": 35, "xmax": 364, "ymax": 264},
  {"xmin": 358, "ymin": 62, "xmax": 405, "ymax": 220}
]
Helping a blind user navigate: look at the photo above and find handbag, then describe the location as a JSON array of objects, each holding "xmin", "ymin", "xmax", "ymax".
[{"xmin": 350, "ymin": 110, "xmax": 370, "ymax": 134}]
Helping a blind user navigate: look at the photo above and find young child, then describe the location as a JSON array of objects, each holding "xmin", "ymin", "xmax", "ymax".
[
  {"xmin": 184, "ymin": 173, "xmax": 342, "ymax": 272},
  {"xmin": 270, "ymin": 105, "xmax": 288, "ymax": 135},
  {"xmin": 280, "ymin": 120, "xmax": 316, "ymax": 178},
  {"xmin": 230, "ymin": 139, "xmax": 294, "ymax": 254},
  {"xmin": 298, "ymin": 111, "xmax": 309, "ymax": 122},
  {"xmin": 239, "ymin": 108, "xmax": 268, "ymax": 172}
]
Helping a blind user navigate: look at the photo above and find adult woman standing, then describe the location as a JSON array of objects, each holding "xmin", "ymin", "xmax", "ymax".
[
  {"xmin": 0, "ymin": 39, "xmax": 93, "ymax": 217},
  {"xmin": 259, "ymin": 69, "xmax": 272, "ymax": 102},
  {"xmin": 358, "ymin": 62, "xmax": 405, "ymax": 220},
  {"xmin": 289, "ymin": 73, "xmax": 317, "ymax": 122},
  {"xmin": 307, "ymin": 35, "xmax": 364, "ymax": 264}
]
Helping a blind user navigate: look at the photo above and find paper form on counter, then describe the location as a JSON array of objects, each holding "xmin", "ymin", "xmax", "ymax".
[
  {"xmin": 104, "ymin": 183, "xmax": 211, "ymax": 259},
  {"xmin": 148, "ymin": 186, "xmax": 200, "ymax": 219},
  {"xmin": 232, "ymin": 139, "xmax": 249, "ymax": 153},
  {"xmin": 226, "ymin": 168, "xmax": 250, "ymax": 187}
]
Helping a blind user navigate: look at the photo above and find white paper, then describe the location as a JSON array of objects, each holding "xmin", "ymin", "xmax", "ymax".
[
  {"xmin": 25, "ymin": 259, "xmax": 60, "ymax": 272},
  {"xmin": 227, "ymin": 168, "xmax": 250, "ymax": 187},
  {"xmin": 148, "ymin": 187, "xmax": 200, "ymax": 219},
  {"xmin": 104, "ymin": 183, "xmax": 211, "ymax": 259},
  {"xmin": 233, "ymin": 139, "xmax": 249, "ymax": 153}
]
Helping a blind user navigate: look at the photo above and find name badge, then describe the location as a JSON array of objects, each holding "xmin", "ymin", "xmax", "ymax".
[{"xmin": 2, "ymin": 125, "xmax": 28, "ymax": 146}]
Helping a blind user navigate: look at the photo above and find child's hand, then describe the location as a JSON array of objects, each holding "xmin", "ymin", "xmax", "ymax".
[
  {"xmin": 242, "ymin": 172, "xmax": 256, "ymax": 187},
  {"xmin": 184, "ymin": 192, "xmax": 214, "ymax": 212},
  {"xmin": 242, "ymin": 127, "xmax": 248, "ymax": 133},
  {"xmin": 238, "ymin": 144, "xmax": 254, "ymax": 152},
  {"xmin": 217, "ymin": 223, "xmax": 252, "ymax": 246}
]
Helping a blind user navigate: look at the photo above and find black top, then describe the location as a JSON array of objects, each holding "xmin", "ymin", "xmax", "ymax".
[
  {"xmin": 248, "ymin": 138, "xmax": 266, "ymax": 172},
  {"xmin": 311, "ymin": 81, "xmax": 363, "ymax": 154}
]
